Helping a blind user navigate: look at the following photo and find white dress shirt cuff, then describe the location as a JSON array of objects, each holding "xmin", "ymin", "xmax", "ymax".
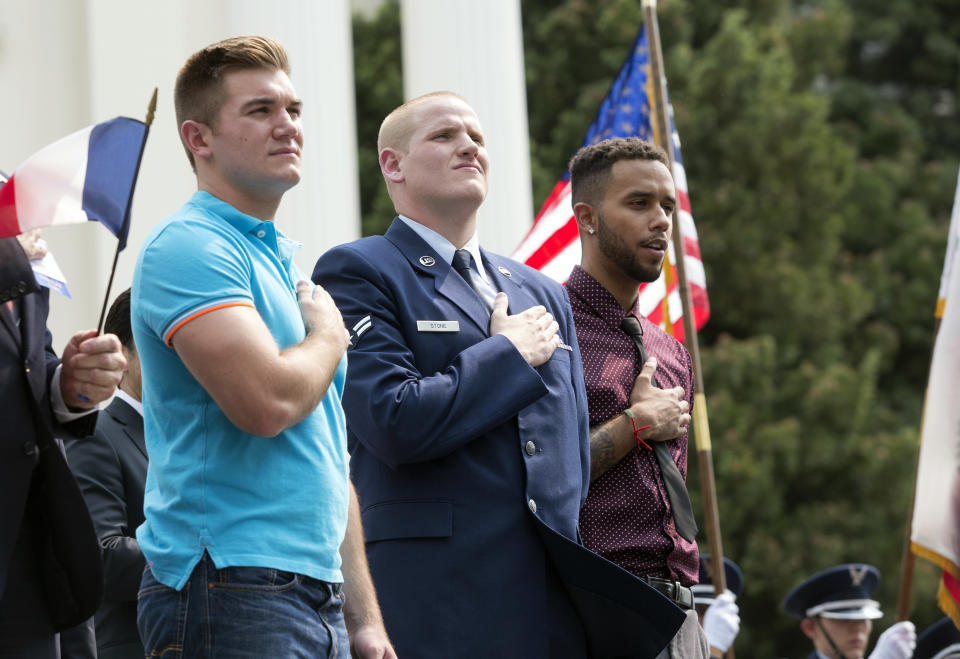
[{"xmin": 51, "ymin": 364, "xmax": 100, "ymax": 423}]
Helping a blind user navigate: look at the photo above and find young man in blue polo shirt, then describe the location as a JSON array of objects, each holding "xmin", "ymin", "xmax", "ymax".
[{"xmin": 132, "ymin": 36, "xmax": 394, "ymax": 658}]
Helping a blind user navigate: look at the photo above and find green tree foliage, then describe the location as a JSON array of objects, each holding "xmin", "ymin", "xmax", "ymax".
[
  {"xmin": 352, "ymin": 0, "xmax": 403, "ymax": 237},
  {"xmin": 353, "ymin": 1, "xmax": 958, "ymax": 655}
]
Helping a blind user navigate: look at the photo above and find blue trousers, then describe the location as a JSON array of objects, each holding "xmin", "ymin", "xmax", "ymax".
[{"xmin": 137, "ymin": 554, "xmax": 350, "ymax": 658}]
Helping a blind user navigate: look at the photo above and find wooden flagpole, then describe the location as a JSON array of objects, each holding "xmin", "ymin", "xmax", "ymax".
[
  {"xmin": 643, "ymin": 0, "xmax": 732, "ymax": 651},
  {"xmin": 96, "ymin": 87, "xmax": 157, "ymax": 334}
]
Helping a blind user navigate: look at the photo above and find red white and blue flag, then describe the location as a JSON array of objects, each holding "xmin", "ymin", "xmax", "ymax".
[
  {"xmin": 512, "ymin": 25, "xmax": 708, "ymax": 341},
  {"xmin": 0, "ymin": 117, "xmax": 148, "ymax": 250}
]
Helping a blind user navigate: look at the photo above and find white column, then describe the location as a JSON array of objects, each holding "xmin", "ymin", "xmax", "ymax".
[
  {"xmin": 225, "ymin": 0, "xmax": 362, "ymax": 276},
  {"xmin": 399, "ymin": 0, "xmax": 533, "ymax": 255},
  {"xmin": 79, "ymin": 0, "xmax": 207, "ymax": 344},
  {"xmin": 0, "ymin": 0, "xmax": 96, "ymax": 349}
]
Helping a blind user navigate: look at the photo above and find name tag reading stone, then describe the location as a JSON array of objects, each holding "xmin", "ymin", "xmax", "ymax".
[{"xmin": 416, "ymin": 320, "xmax": 460, "ymax": 332}]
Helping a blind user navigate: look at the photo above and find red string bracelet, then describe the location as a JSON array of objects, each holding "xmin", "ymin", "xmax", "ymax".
[{"xmin": 623, "ymin": 409, "xmax": 652, "ymax": 451}]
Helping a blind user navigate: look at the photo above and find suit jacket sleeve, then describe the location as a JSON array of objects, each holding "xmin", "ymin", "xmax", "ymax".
[
  {"xmin": 314, "ymin": 244, "xmax": 549, "ymax": 468},
  {"xmin": 65, "ymin": 425, "xmax": 143, "ymax": 602},
  {"xmin": 560, "ymin": 295, "xmax": 592, "ymax": 506},
  {"xmin": 34, "ymin": 288, "xmax": 97, "ymax": 440}
]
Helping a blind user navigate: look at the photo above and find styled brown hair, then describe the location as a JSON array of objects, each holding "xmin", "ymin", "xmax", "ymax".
[
  {"xmin": 174, "ymin": 36, "xmax": 290, "ymax": 168},
  {"xmin": 569, "ymin": 137, "xmax": 670, "ymax": 207}
]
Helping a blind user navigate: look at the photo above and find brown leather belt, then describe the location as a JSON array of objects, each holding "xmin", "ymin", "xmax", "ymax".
[{"xmin": 642, "ymin": 577, "xmax": 694, "ymax": 610}]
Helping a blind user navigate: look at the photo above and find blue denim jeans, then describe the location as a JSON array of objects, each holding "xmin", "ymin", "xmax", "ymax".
[{"xmin": 137, "ymin": 554, "xmax": 350, "ymax": 658}]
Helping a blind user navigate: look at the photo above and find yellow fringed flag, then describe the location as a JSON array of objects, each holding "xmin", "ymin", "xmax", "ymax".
[{"xmin": 911, "ymin": 166, "xmax": 960, "ymax": 628}]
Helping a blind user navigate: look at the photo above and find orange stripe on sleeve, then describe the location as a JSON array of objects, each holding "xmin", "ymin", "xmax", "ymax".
[{"xmin": 165, "ymin": 301, "xmax": 255, "ymax": 347}]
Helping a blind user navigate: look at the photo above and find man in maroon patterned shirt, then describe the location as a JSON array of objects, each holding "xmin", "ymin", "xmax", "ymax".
[{"xmin": 566, "ymin": 137, "xmax": 709, "ymax": 658}]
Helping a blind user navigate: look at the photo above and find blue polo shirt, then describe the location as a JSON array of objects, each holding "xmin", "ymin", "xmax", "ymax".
[{"xmin": 131, "ymin": 191, "xmax": 349, "ymax": 590}]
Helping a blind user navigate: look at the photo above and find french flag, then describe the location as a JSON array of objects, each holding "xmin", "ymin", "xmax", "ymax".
[{"xmin": 0, "ymin": 117, "xmax": 148, "ymax": 250}]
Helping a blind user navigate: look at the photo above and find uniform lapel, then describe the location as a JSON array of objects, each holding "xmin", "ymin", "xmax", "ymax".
[
  {"xmin": 482, "ymin": 249, "xmax": 557, "ymax": 328},
  {"xmin": 481, "ymin": 249, "xmax": 533, "ymax": 311},
  {"xmin": 384, "ymin": 218, "xmax": 492, "ymax": 333}
]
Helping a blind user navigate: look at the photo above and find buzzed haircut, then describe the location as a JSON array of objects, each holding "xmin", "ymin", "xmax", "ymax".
[
  {"xmin": 377, "ymin": 91, "xmax": 469, "ymax": 154},
  {"xmin": 569, "ymin": 137, "xmax": 670, "ymax": 207},
  {"xmin": 175, "ymin": 35, "xmax": 290, "ymax": 169},
  {"xmin": 105, "ymin": 288, "xmax": 133, "ymax": 351}
]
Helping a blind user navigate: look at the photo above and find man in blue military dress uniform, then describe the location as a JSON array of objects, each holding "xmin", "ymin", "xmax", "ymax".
[
  {"xmin": 313, "ymin": 91, "xmax": 686, "ymax": 659},
  {"xmin": 783, "ymin": 563, "xmax": 916, "ymax": 659}
]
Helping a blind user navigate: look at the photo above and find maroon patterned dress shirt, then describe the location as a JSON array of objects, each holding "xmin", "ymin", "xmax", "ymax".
[{"xmin": 567, "ymin": 266, "xmax": 699, "ymax": 586}]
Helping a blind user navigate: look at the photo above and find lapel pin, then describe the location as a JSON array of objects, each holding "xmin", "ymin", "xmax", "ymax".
[
  {"xmin": 419, "ymin": 255, "xmax": 436, "ymax": 267},
  {"xmin": 498, "ymin": 265, "xmax": 512, "ymax": 277}
]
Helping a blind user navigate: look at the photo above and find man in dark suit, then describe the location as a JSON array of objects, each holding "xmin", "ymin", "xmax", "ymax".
[
  {"xmin": 313, "ymin": 91, "xmax": 686, "ymax": 659},
  {"xmin": 0, "ymin": 235, "xmax": 126, "ymax": 658},
  {"xmin": 64, "ymin": 288, "xmax": 146, "ymax": 658}
]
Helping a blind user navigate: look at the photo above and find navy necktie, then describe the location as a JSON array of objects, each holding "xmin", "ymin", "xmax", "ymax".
[
  {"xmin": 620, "ymin": 315, "xmax": 698, "ymax": 543},
  {"xmin": 452, "ymin": 249, "xmax": 496, "ymax": 312}
]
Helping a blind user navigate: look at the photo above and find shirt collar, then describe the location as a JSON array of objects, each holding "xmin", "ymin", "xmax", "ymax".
[
  {"xmin": 566, "ymin": 265, "xmax": 643, "ymax": 326},
  {"xmin": 398, "ymin": 215, "xmax": 488, "ymax": 282},
  {"xmin": 190, "ymin": 191, "xmax": 301, "ymax": 266},
  {"xmin": 114, "ymin": 388, "xmax": 143, "ymax": 417}
]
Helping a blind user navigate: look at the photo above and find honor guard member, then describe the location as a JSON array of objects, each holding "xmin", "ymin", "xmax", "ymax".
[
  {"xmin": 914, "ymin": 617, "xmax": 960, "ymax": 659},
  {"xmin": 783, "ymin": 564, "xmax": 916, "ymax": 659},
  {"xmin": 693, "ymin": 555, "xmax": 743, "ymax": 658}
]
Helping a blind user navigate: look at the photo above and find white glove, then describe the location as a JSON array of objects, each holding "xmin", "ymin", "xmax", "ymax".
[
  {"xmin": 867, "ymin": 621, "xmax": 916, "ymax": 659},
  {"xmin": 702, "ymin": 590, "xmax": 740, "ymax": 652}
]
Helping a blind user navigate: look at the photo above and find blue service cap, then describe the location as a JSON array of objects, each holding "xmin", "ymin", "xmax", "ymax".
[
  {"xmin": 692, "ymin": 554, "xmax": 743, "ymax": 605},
  {"xmin": 914, "ymin": 617, "xmax": 960, "ymax": 659},
  {"xmin": 782, "ymin": 564, "xmax": 883, "ymax": 620}
]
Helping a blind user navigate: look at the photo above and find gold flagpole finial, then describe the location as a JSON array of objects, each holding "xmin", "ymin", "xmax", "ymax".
[{"xmin": 145, "ymin": 87, "xmax": 158, "ymax": 127}]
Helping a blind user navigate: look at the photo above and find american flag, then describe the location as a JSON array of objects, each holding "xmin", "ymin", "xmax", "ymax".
[{"xmin": 512, "ymin": 25, "xmax": 709, "ymax": 341}]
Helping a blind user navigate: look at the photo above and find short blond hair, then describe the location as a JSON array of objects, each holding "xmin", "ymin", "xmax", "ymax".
[{"xmin": 377, "ymin": 91, "xmax": 469, "ymax": 154}]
